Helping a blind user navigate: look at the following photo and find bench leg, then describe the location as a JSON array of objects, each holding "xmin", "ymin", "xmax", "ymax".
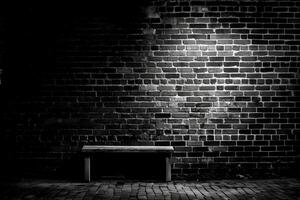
[
  {"xmin": 84, "ymin": 156, "xmax": 91, "ymax": 182},
  {"xmin": 165, "ymin": 156, "xmax": 171, "ymax": 182}
]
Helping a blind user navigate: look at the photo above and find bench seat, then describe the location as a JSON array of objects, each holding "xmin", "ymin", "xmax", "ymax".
[
  {"xmin": 82, "ymin": 145, "xmax": 174, "ymax": 182},
  {"xmin": 82, "ymin": 145, "xmax": 174, "ymax": 153}
]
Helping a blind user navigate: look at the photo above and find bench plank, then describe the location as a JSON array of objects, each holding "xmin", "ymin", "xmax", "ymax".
[{"xmin": 82, "ymin": 145, "xmax": 174, "ymax": 153}]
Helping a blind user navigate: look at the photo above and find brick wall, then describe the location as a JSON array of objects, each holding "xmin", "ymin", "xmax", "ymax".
[{"xmin": 1, "ymin": 0, "xmax": 299, "ymax": 179}]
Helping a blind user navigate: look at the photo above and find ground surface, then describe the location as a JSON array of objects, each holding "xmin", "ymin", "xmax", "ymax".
[{"xmin": 0, "ymin": 178, "xmax": 299, "ymax": 200}]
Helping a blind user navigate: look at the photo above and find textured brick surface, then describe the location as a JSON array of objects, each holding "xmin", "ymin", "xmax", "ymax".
[
  {"xmin": 0, "ymin": 0, "xmax": 300, "ymax": 179},
  {"xmin": 0, "ymin": 179, "xmax": 299, "ymax": 200}
]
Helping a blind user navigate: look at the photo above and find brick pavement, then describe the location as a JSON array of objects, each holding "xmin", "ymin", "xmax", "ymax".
[{"xmin": 0, "ymin": 179, "xmax": 299, "ymax": 200}]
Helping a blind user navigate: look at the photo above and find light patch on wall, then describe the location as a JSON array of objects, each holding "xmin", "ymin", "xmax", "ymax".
[
  {"xmin": 191, "ymin": 6, "xmax": 209, "ymax": 13},
  {"xmin": 142, "ymin": 26, "xmax": 156, "ymax": 35},
  {"xmin": 201, "ymin": 157, "xmax": 214, "ymax": 164},
  {"xmin": 163, "ymin": 17, "xmax": 178, "ymax": 25},
  {"xmin": 145, "ymin": 6, "xmax": 160, "ymax": 19}
]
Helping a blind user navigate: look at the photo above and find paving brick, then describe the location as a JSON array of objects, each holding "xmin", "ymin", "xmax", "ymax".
[{"xmin": 1, "ymin": 179, "xmax": 299, "ymax": 200}]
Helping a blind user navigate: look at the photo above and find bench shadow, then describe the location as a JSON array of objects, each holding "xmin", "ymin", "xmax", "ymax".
[{"xmin": 92, "ymin": 153, "xmax": 166, "ymax": 181}]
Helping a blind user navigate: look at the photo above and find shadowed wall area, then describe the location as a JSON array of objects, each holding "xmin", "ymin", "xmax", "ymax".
[{"xmin": 0, "ymin": 0, "xmax": 299, "ymax": 180}]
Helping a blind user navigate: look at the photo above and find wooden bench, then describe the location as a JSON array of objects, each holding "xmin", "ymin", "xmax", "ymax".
[{"xmin": 82, "ymin": 145, "xmax": 174, "ymax": 182}]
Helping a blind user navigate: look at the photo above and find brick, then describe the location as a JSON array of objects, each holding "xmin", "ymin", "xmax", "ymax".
[
  {"xmin": 155, "ymin": 113, "xmax": 171, "ymax": 118},
  {"xmin": 196, "ymin": 103, "xmax": 212, "ymax": 107},
  {"xmin": 192, "ymin": 28, "xmax": 215, "ymax": 34},
  {"xmin": 189, "ymin": 24, "xmax": 207, "ymax": 28},
  {"xmin": 188, "ymin": 34, "xmax": 206, "ymax": 39},
  {"xmin": 172, "ymin": 113, "xmax": 189, "ymax": 118},
  {"xmin": 164, "ymin": 40, "xmax": 182, "ymax": 45},
  {"xmin": 165, "ymin": 74, "xmax": 180, "ymax": 78},
  {"xmin": 211, "ymin": 34, "xmax": 240, "ymax": 39},
  {"xmin": 187, "ymin": 97, "xmax": 201, "ymax": 102}
]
